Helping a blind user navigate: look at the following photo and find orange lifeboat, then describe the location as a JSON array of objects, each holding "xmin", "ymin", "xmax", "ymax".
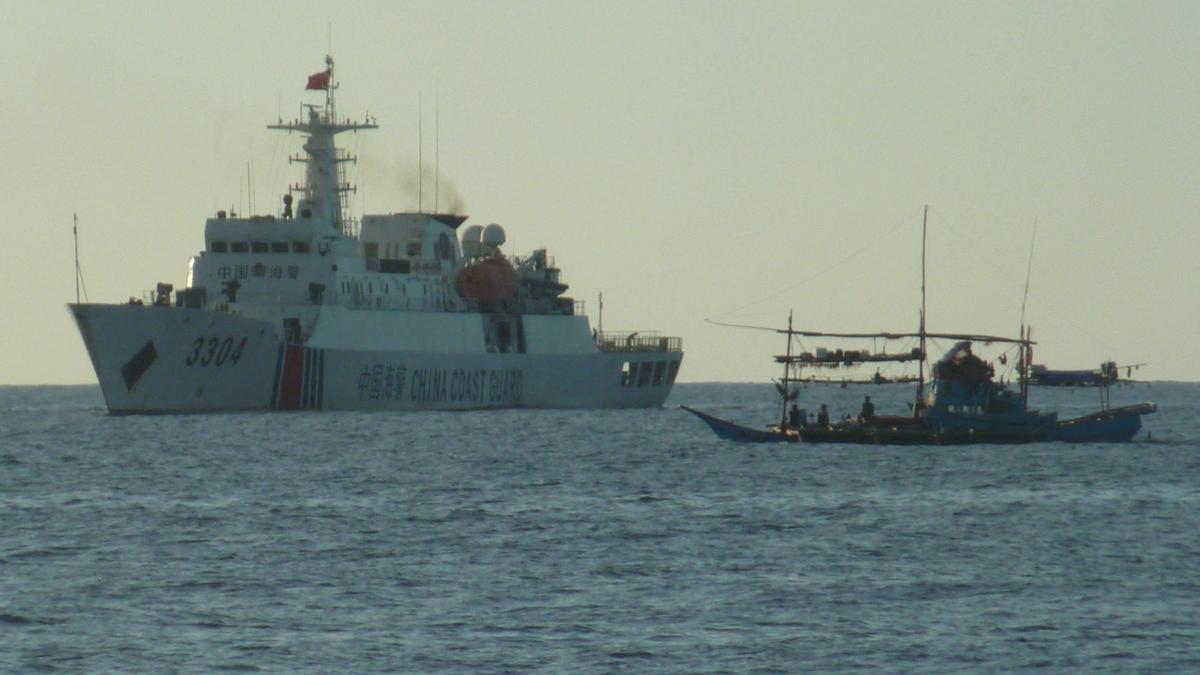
[{"xmin": 457, "ymin": 257, "xmax": 517, "ymax": 301}]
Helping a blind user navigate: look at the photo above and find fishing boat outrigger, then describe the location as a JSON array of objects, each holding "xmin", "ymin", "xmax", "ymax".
[{"xmin": 1026, "ymin": 360, "xmax": 1145, "ymax": 387}]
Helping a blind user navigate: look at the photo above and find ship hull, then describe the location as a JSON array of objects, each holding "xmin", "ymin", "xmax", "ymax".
[{"xmin": 69, "ymin": 304, "xmax": 680, "ymax": 413}]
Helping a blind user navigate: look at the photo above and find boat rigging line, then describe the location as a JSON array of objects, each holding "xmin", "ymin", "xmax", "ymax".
[
  {"xmin": 1020, "ymin": 216, "xmax": 1037, "ymax": 331},
  {"xmin": 706, "ymin": 215, "xmax": 911, "ymax": 321}
]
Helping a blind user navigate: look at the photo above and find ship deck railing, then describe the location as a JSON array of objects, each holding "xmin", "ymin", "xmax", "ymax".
[{"xmin": 598, "ymin": 331, "xmax": 683, "ymax": 353}]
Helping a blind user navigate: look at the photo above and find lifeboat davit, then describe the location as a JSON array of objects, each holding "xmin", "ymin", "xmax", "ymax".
[{"xmin": 457, "ymin": 257, "xmax": 517, "ymax": 301}]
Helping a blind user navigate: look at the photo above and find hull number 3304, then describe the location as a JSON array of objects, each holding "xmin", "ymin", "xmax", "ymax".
[{"xmin": 184, "ymin": 336, "xmax": 248, "ymax": 367}]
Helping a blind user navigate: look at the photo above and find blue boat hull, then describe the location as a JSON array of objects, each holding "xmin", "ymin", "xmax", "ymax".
[
  {"xmin": 1051, "ymin": 403, "xmax": 1153, "ymax": 442},
  {"xmin": 683, "ymin": 402, "xmax": 1155, "ymax": 445}
]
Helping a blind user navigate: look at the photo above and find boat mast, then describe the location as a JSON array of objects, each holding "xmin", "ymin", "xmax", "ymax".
[
  {"xmin": 781, "ymin": 310, "xmax": 794, "ymax": 428},
  {"xmin": 1019, "ymin": 218, "xmax": 1037, "ymax": 408},
  {"xmin": 1020, "ymin": 325, "xmax": 1031, "ymax": 406},
  {"xmin": 915, "ymin": 205, "xmax": 928, "ymax": 415}
]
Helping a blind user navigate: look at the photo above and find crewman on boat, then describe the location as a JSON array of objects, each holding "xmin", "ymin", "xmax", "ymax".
[
  {"xmin": 788, "ymin": 403, "xmax": 802, "ymax": 428},
  {"xmin": 817, "ymin": 404, "xmax": 830, "ymax": 427},
  {"xmin": 860, "ymin": 395, "xmax": 875, "ymax": 422}
]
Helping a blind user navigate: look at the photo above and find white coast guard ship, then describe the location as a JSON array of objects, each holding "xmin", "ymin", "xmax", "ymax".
[{"xmin": 69, "ymin": 60, "xmax": 682, "ymax": 413}]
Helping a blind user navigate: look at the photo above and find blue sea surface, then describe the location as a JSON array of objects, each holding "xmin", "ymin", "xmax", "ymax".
[{"xmin": 1, "ymin": 382, "xmax": 1197, "ymax": 672}]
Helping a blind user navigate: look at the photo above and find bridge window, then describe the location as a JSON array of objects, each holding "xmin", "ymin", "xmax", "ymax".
[
  {"xmin": 209, "ymin": 241, "xmax": 227, "ymax": 253},
  {"xmin": 230, "ymin": 242, "xmax": 249, "ymax": 253},
  {"xmin": 653, "ymin": 361, "xmax": 666, "ymax": 385},
  {"xmin": 251, "ymin": 241, "xmax": 268, "ymax": 253},
  {"xmin": 379, "ymin": 259, "xmax": 410, "ymax": 274},
  {"xmin": 271, "ymin": 242, "xmax": 289, "ymax": 253},
  {"xmin": 292, "ymin": 240, "xmax": 311, "ymax": 253},
  {"xmin": 621, "ymin": 362, "xmax": 633, "ymax": 387}
]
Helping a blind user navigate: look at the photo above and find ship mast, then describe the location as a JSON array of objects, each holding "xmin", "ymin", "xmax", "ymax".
[{"xmin": 267, "ymin": 56, "xmax": 378, "ymax": 235}]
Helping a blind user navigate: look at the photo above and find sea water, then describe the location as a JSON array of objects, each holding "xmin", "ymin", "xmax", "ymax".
[{"xmin": 1, "ymin": 382, "xmax": 1197, "ymax": 672}]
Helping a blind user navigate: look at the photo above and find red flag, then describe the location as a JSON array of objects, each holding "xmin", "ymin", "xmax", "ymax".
[{"xmin": 306, "ymin": 70, "xmax": 330, "ymax": 90}]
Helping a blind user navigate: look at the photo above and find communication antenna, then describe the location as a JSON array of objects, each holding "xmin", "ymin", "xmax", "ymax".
[
  {"xmin": 439, "ymin": 84, "xmax": 444, "ymax": 211},
  {"xmin": 418, "ymin": 91, "xmax": 423, "ymax": 213}
]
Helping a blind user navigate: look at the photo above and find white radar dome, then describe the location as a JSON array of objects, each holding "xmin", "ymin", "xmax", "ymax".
[
  {"xmin": 482, "ymin": 223, "xmax": 507, "ymax": 247},
  {"xmin": 461, "ymin": 224, "xmax": 484, "ymax": 258}
]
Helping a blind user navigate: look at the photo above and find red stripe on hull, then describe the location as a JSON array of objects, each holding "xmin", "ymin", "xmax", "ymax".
[{"xmin": 278, "ymin": 345, "xmax": 305, "ymax": 410}]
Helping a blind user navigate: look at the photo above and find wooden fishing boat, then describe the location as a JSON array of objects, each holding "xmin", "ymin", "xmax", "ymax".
[{"xmin": 687, "ymin": 208, "xmax": 1156, "ymax": 445}]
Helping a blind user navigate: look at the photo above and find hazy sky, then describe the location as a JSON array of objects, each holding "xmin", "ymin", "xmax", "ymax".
[{"xmin": 3, "ymin": 1, "xmax": 1197, "ymax": 384}]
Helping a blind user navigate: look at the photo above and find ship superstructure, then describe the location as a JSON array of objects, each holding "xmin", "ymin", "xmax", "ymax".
[{"xmin": 69, "ymin": 59, "xmax": 682, "ymax": 412}]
